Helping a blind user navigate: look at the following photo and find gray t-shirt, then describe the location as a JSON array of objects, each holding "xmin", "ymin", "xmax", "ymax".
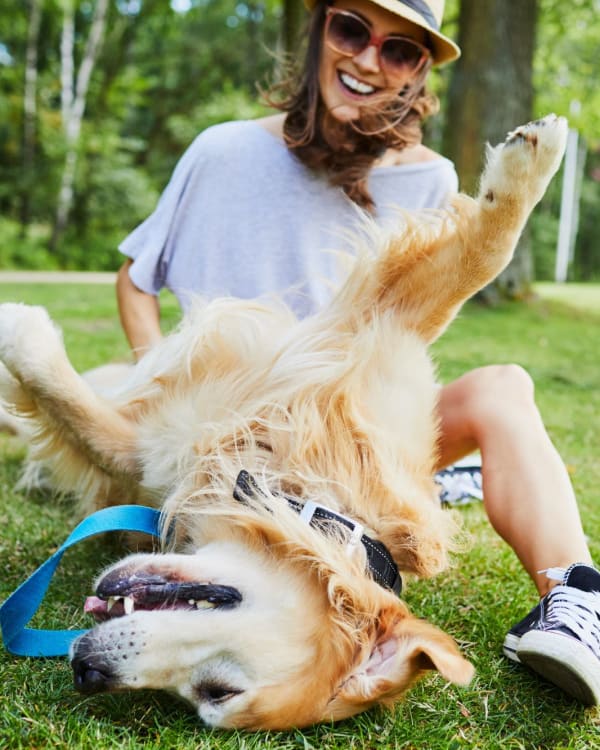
[{"xmin": 120, "ymin": 120, "xmax": 458, "ymax": 319}]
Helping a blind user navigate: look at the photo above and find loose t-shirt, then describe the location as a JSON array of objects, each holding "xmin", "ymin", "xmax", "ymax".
[{"xmin": 120, "ymin": 120, "xmax": 458, "ymax": 319}]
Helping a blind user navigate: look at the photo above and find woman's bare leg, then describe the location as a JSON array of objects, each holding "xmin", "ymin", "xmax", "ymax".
[{"xmin": 437, "ymin": 364, "xmax": 592, "ymax": 597}]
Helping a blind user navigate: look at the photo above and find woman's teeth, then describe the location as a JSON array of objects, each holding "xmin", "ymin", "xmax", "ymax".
[{"xmin": 339, "ymin": 72, "xmax": 376, "ymax": 95}]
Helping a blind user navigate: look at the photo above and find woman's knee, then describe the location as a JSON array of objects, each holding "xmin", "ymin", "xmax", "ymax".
[
  {"xmin": 453, "ymin": 364, "xmax": 536, "ymax": 421},
  {"xmin": 469, "ymin": 363, "xmax": 533, "ymax": 398},
  {"xmin": 437, "ymin": 365, "xmax": 537, "ymax": 463}
]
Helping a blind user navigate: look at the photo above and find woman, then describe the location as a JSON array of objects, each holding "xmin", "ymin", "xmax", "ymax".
[{"xmin": 116, "ymin": 0, "xmax": 600, "ymax": 704}]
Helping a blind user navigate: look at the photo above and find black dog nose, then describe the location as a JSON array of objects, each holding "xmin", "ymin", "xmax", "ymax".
[{"xmin": 72, "ymin": 656, "xmax": 112, "ymax": 694}]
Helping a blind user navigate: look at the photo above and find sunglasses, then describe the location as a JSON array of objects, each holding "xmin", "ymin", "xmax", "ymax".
[{"xmin": 324, "ymin": 7, "xmax": 430, "ymax": 76}]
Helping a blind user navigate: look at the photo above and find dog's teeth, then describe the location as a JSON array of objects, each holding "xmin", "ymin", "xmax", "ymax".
[
  {"xmin": 195, "ymin": 600, "xmax": 215, "ymax": 610},
  {"xmin": 106, "ymin": 596, "xmax": 120, "ymax": 612},
  {"xmin": 188, "ymin": 599, "xmax": 196, "ymax": 606},
  {"xmin": 123, "ymin": 596, "xmax": 135, "ymax": 615}
]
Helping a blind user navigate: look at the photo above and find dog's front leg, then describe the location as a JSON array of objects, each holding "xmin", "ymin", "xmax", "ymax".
[
  {"xmin": 372, "ymin": 115, "xmax": 568, "ymax": 343},
  {"xmin": 0, "ymin": 303, "xmax": 139, "ymax": 480}
]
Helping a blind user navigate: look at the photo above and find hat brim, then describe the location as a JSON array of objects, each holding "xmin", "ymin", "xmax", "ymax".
[{"xmin": 303, "ymin": 0, "xmax": 460, "ymax": 65}]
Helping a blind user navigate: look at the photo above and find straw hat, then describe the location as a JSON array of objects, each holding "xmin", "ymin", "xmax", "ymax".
[{"xmin": 304, "ymin": 0, "xmax": 460, "ymax": 65}]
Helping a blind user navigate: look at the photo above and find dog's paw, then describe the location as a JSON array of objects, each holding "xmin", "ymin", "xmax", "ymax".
[
  {"xmin": 0, "ymin": 303, "xmax": 64, "ymax": 379},
  {"xmin": 479, "ymin": 114, "xmax": 568, "ymax": 207},
  {"xmin": 504, "ymin": 114, "xmax": 568, "ymax": 171}
]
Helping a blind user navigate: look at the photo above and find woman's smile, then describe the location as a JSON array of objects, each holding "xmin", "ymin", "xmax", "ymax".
[{"xmin": 337, "ymin": 70, "xmax": 380, "ymax": 97}]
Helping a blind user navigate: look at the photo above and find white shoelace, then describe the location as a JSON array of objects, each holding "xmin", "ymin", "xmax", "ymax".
[
  {"xmin": 541, "ymin": 569, "xmax": 600, "ymax": 659},
  {"xmin": 436, "ymin": 469, "xmax": 483, "ymax": 504}
]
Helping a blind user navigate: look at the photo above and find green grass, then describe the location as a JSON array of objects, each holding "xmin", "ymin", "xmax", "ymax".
[{"xmin": 1, "ymin": 282, "xmax": 599, "ymax": 749}]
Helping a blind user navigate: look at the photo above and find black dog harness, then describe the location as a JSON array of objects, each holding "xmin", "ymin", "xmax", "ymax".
[{"xmin": 233, "ymin": 470, "xmax": 402, "ymax": 596}]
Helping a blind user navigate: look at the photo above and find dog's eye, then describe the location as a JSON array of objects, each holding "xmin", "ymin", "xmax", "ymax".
[{"xmin": 196, "ymin": 682, "xmax": 242, "ymax": 705}]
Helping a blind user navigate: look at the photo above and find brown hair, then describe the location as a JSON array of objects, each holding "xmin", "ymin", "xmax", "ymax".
[{"xmin": 266, "ymin": 2, "xmax": 439, "ymax": 211}]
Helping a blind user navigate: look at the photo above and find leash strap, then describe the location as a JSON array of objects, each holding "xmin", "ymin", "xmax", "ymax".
[{"xmin": 0, "ymin": 505, "xmax": 162, "ymax": 658}]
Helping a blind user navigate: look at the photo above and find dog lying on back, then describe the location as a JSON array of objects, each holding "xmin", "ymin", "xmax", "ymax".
[{"xmin": 0, "ymin": 116, "xmax": 567, "ymax": 729}]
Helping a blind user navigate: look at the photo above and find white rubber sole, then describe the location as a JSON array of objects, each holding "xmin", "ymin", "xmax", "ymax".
[
  {"xmin": 502, "ymin": 632, "xmax": 522, "ymax": 664},
  {"xmin": 517, "ymin": 630, "xmax": 600, "ymax": 706}
]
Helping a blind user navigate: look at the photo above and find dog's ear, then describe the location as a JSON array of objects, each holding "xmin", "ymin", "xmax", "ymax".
[{"xmin": 329, "ymin": 612, "xmax": 474, "ymax": 714}]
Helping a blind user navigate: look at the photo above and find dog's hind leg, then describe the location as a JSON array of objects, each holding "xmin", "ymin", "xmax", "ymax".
[
  {"xmin": 346, "ymin": 115, "xmax": 568, "ymax": 343},
  {"xmin": 0, "ymin": 304, "xmax": 140, "ymax": 500}
]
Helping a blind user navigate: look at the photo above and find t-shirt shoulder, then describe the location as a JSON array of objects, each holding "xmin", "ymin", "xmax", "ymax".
[
  {"xmin": 188, "ymin": 120, "xmax": 456, "ymax": 188},
  {"xmin": 188, "ymin": 119, "xmax": 283, "ymax": 160}
]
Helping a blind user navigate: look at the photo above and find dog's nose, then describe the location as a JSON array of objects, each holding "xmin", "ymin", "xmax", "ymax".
[{"xmin": 72, "ymin": 656, "xmax": 112, "ymax": 694}]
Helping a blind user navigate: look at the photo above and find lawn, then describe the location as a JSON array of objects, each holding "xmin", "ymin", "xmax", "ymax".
[{"xmin": 0, "ymin": 281, "xmax": 599, "ymax": 749}]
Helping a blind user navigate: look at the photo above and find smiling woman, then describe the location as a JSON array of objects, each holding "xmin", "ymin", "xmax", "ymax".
[
  {"xmin": 265, "ymin": 0, "xmax": 459, "ymax": 211},
  {"xmin": 318, "ymin": 3, "xmax": 431, "ymax": 120}
]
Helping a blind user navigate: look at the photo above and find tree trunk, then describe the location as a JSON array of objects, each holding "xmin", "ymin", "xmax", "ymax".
[
  {"xmin": 20, "ymin": 0, "xmax": 43, "ymax": 235},
  {"xmin": 60, "ymin": 0, "xmax": 75, "ymax": 125},
  {"xmin": 246, "ymin": 3, "xmax": 261, "ymax": 90},
  {"xmin": 282, "ymin": 0, "xmax": 306, "ymax": 58},
  {"xmin": 443, "ymin": 0, "xmax": 538, "ymax": 301},
  {"xmin": 50, "ymin": 0, "xmax": 109, "ymax": 254}
]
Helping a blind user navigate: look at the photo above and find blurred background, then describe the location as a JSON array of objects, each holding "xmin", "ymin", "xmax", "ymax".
[{"xmin": 0, "ymin": 0, "xmax": 599, "ymax": 297}]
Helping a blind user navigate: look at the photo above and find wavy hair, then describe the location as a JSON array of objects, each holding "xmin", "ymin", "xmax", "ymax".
[{"xmin": 266, "ymin": 2, "xmax": 439, "ymax": 211}]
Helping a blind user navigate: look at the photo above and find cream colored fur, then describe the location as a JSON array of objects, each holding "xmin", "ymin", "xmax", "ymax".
[{"xmin": 0, "ymin": 117, "xmax": 567, "ymax": 729}]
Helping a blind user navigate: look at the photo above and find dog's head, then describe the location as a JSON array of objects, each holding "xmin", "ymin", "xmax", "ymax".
[{"xmin": 70, "ymin": 499, "xmax": 473, "ymax": 729}]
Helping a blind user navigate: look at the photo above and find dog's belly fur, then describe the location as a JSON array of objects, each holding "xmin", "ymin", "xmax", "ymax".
[
  {"xmin": 137, "ymin": 311, "xmax": 440, "ymax": 530},
  {"xmin": 0, "ymin": 116, "xmax": 569, "ymax": 729}
]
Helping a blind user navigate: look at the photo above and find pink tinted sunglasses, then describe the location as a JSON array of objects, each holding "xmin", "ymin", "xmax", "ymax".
[{"xmin": 325, "ymin": 7, "xmax": 431, "ymax": 76}]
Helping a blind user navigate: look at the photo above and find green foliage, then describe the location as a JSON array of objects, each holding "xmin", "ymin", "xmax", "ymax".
[
  {"xmin": 529, "ymin": 171, "xmax": 562, "ymax": 282},
  {"xmin": 532, "ymin": 0, "xmax": 600, "ymax": 282},
  {"xmin": 528, "ymin": 150, "xmax": 600, "ymax": 284},
  {"xmin": 166, "ymin": 84, "xmax": 270, "ymax": 149},
  {"xmin": 1, "ymin": 0, "xmax": 600, "ymax": 278},
  {"xmin": 574, "ymin": 152, "xmax": 600, "ymax": 281},
  {"xmin": 535, "ymin": 0, "xmax": 600, "ymax": 144},
  {"xmin": 0, "ymin": 0, "xmax": 281, "ymax": 268},
  {"xmin": 0, "ymin": 217, "xmax": 58, "ymax": 270},
  {"xmin": 0, "ymin": 280, "xmax": 599, "ymax": 747}
]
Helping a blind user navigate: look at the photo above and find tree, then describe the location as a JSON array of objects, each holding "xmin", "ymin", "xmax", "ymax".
[
  {"xmin": 20, "ymin": 0, "xmax": 43, "ymax": 234},
  {"xmin": 50, "ymin": 0, "xmax": 109, "ymax": 252},
  {"xmin": 281, "ymin": 0, "xmax": 306, "ymax": 57},
  {"xmin": 443, "ymin": 0, "xmax": 537, "ymax": 300}
]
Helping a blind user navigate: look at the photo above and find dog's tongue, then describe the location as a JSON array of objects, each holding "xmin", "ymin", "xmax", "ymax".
[
  {"xmin": 84, "ymin": 596, "xmax": 109, "ymax": 619},
  {"xmin": 83, "ymin": 595, "xmax": 130, "ymax": 622},
  {"xmin": 83, "ymin": 594, "xmax": 134, "ymax": 621}
]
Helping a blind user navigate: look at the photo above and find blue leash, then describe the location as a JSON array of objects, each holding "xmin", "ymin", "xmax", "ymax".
[{"xmin": 0, "ymin": 505, "xmax": 162, "ymax": 658}]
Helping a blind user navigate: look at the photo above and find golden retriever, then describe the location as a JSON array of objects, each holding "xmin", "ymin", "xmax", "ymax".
[{"xmin": 0, "ymin": 116, "xmax": 567, "ymax": 729}]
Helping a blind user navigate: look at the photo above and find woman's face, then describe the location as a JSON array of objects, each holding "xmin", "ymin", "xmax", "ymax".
[{"xmin": 318, "ymin": 0, "xmax": 429, "ymax": 123}]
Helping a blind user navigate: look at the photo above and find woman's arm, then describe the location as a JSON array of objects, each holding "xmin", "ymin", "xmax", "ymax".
[{"xmin": 116, "ymin": 259, "xmax": 163, "ymax": 361}]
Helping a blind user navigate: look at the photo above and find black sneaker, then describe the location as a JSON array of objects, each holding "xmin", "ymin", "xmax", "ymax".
[
  {"xmin": 503, "ymin": 601, "xmax": 542, "ymax": 663},
  {"xmin": 506, "ymin": 563, "xmax": 600, "ymax": 705}
]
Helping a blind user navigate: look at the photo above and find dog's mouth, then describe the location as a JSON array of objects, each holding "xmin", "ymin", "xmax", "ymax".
[{"xmin": 84, "ymin": 569, "xmax": 242, "ymax": 622}]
